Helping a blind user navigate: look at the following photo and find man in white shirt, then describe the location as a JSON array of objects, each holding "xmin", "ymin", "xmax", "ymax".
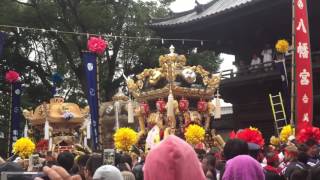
[
  {"xmin": 249, "ymin": 54, "xmax": 261, "ymax": 72},
  {"xmin": 261, "ymin": 44, "xmax": 273, "ymax": 71}
]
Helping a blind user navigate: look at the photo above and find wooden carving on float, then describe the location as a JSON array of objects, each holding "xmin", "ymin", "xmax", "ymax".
[
  {"xmin": 23, "ymin": 96, "xmax": 89, "ymax": 153},
  {"xmin": 125, "ymin": 46, "xmax": 221, "ymax": 151},
  {"xmin": 99, "ymin": 89, "xmax": 139, "ymax": 148}
]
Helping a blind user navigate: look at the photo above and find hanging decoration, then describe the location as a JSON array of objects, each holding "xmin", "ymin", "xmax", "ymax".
[
  {"xmin": 87, "ymin": 36, "xmax": 108, "ymax": 55},
  {"xmin": 51, "ymin": 73, "xmax": 63, "ymax": 85},
  {"xmin": 0, "ymin": 32, "xmax": 6, "ymax": 57},
  {"xmin": 83, "ymin": 52, "xmax": 100, "ymax": 150},
  {"xmin": 275, "ymin": 39, "xmax": 289, "ymax": 53},
  {"xmin": 214, "ymin": 90, "xmax": 221, "ymax": 119},
  {"xmin": 23, "ymin": 122, "xmax": 28, "ymax": 138},
  {"xmin": 113, "ymin": 127, "xmax": 138, "ymax": 152},
  {"xmin": 0, "ymin": 24, "xmax": 208, "ymax": 45},
  {"xmin": 156, "ymin": 98, "xmax": 166, "ymax": 113},
  {"xmin": 36, "ymin": 139, "xmax": 49, "ymax": 152},
  {"xmin": 6, "ymin": 70, "xmax": 22, "ymax": 155},
  {"xmin": 5, "ymin": 70, "xmax": 20, "ymax": 83},
  {"xmin": 185, "ymin": 124, "xmax": 205, "ymax": 145},
  {"xmin": 140, "ymin": 102, "xmax": 150, "ymax": 115},
  {"xmin": 294, "ymin": 0, "xmax": 313, "ymax": 131},
  {"xmin": 12, "ymin": 137, "xmax": 35, "ymax": 159},
  {"xmin": 114, "ymin": 101, "xmax": 120, "ymax": 130},
  {"xmin": 167, "ymin": 91, "xmax": 175, "ymax": 117},
  {"xmin": 127, "ymin": 99, "xmax": 134, "ymax": 123},
  {"xmin": 178, "ymin": 98, "xmax": 189, "ymax": 112},
  {"xmin": 197, "ymin": 99, "xmax": 208, "ymax": 113},
  {"xmin": 44, "ymin": 119, "xmax": 50, "ymax": 140}
]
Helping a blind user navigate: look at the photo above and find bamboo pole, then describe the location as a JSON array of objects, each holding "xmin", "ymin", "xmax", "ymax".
[
  {"xmin": 95, "ymin": 53, "xmax": 103, "ymax": 151},
  {"xmin": 290, "ymin": 0, "xmax": 296, "ymax": 126},
  {"xmin": 7, "ymin": 84, "xmax": 12, "ymax": 158}
]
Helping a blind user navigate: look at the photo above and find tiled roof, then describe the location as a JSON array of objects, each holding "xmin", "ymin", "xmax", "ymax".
[{"xmin": 150, "ymin": 0, "xmax": 260, "ymax": 27}]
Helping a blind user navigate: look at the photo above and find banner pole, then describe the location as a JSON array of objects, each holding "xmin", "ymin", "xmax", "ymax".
[
  {"xmin": 96, "ymin": 55, "xmax": 102, "ymax": 150},
  {"xmin": 7, "ymin": 84, "xmax": 13, "ymax": 158},
  {"xmin": 290, "ymin": 0, "xmax": 296, "ymax": 127}
]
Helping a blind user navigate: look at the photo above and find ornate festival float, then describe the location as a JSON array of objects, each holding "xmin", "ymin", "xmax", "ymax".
[
  {"xmin": 112, "ymin": 45, "xmax": 225, "ymax": 152},
  {"xmin": 23, "ymin": 95, "xmax": 90, "ymax": 153}
]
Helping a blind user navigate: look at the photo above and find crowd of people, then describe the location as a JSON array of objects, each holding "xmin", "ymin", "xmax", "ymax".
[{"xmin": 1, "ymin": 134, "xmax": 320, "ymax": 180}]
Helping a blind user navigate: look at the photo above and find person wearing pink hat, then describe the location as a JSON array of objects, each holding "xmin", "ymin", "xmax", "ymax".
[
  {"xmin": 222, "ymin": 155, "xmax": 265, "ymax": 180},
  {"xmin": 143, "ymin": 135, "xmax": 206, "ymax": 180}
]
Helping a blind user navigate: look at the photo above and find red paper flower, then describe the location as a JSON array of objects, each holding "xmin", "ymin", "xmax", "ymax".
[
  {"xmin": 87, "ymin": 37, "xmax": 108, "ymax": 55},
  {"xmin": 296, "ymin": 126, "xmax": 320, "ymax": 144},
  {"xmin": 5, "ymin": 70, "xmax": 20, "ymax": 83},
  {"xmin": 235, "ymin": 128, "xmax": 265, "ymax": 148}
]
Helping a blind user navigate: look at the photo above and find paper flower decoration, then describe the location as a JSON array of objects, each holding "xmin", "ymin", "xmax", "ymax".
[
  {"xmin": 280, "ymin": 125, "xmax": 294, "ymax": 142},
  {"xmin": 13, "ymin": 137, "xmax": 35, "ymax": 159},
  {"xmin": 87, "ymin": 37, "xmax": 108, "ymax": 55},
  {"xmin": 235, "ymin": 127, "xmax": 265, "ymax": 148},
  {"xmin": 113, "ymin": 127, "xmax": 138, "ymax": 152},
  {"xmin": 270, "ymin": 136, "xmax": 280, "ymax": 146},
  {"xmin": 51, "ymin": 73, "xmax": 63, "ymax": 84},
  {"xmin": 185, "ymin": 124, "xmax": 205, "ymax": 145},
  {"xmin": 296, "ymin": 126, "xmax": 320, "ymax": 144},
  {"xmin": 5, "ymin": 70, "xmax": 20, "ymax": 83},
  {"xmin": 275, "ymin": 39, "xmax": 289, "ymax": 53}
]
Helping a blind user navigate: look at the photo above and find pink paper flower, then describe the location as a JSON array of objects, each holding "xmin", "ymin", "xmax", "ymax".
[
  {"xmin": 87, "ymin": 37, "xmax": 108, "ymax": 55},
  {"xmin": 5, "ymin": 70, "xmax": 20, "ymax": 83}
]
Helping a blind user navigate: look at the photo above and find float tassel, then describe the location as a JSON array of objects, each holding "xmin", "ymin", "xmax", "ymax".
[
  {"xmin": 87, "ymin": 116, "xmax": 91, "ymax": 139},
  {"xmin": 128, "ymin": 99, "xmax": 134, "ymax": 123},
  {"xmin": 215, "ymin": 90, "xmax": 221, "ymax": 119},
  {"xmin": 167, "ymin": 90, "xmax": 175, "ymax": 118},
  {"xmin": 115, "ymin": 101, "xmax": 120, "ymax": 129},
  {"xmin": 24, "ymin": 122, "xmax": 28, "ymax": 138},
  {"xmin": 44, "ymin": 120, "xmax": 49, "ymax": 140}
]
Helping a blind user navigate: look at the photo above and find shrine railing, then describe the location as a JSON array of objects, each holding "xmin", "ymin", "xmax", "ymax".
[
  {"xmin": 218, "ymin": 51, "xmax": 320, "ymax": 80},
  {"xmin": 218, "ymin": 61, "xmax": 275, "ymax": 80}
]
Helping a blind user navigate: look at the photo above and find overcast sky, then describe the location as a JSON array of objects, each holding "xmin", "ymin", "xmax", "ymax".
[
  {"xmin": 169, "ymin": 0, "xmax": 212, "ymax": 12},
  {"xmin": 147, "ymin": 0, "xmax": 237, "ymax": 73}
]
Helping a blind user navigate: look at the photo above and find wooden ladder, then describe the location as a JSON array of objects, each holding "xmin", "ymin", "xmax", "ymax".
[{"xmin": 269, "ymin": 92, "xmax": 288, "ymax": 136}]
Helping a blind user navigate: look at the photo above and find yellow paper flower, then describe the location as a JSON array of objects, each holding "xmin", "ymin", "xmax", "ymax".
[
  {"xmin": 185, "ymin": 124, "xmax": 205, "ymax": 145},
  {"xmin": 270, "ymin": 136, "xmax": 280, "ymax": 146},
  {"xmin": 280, "ymin": 125, "xmax": 294, "ymax": 142},
  {"xmin": 113, "ymin": 128, "xmax": 138, "ymax": 152},
  {"xmin": 275, "ymin": 39, "xmax": 289, "ymax": 53},
  {"xmin": 13, "ymin": 137, "xmax": 35, "ymax": 159},
  {"xmin": 249, "ymin": 126, "xmax": 258, "ymax": 131}
]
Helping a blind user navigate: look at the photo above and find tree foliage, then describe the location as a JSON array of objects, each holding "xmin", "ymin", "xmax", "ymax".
[{"xmin": 0, "ymin": 0, "xmax": 221, "ymax": 156}]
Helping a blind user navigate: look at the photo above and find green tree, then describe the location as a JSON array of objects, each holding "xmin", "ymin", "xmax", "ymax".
[{"xmin": 0, "ymin": 0, "xmax": 221, "ymax": 156}]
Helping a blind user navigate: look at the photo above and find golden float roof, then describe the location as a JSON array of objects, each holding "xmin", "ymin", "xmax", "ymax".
[
  {"xmin": 23, "ymin": 96, "xmax": 88, "ymax": 126},
  {"xmin": 126, "ymin": 46, "xmax": 220, "ymax": 102}
]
